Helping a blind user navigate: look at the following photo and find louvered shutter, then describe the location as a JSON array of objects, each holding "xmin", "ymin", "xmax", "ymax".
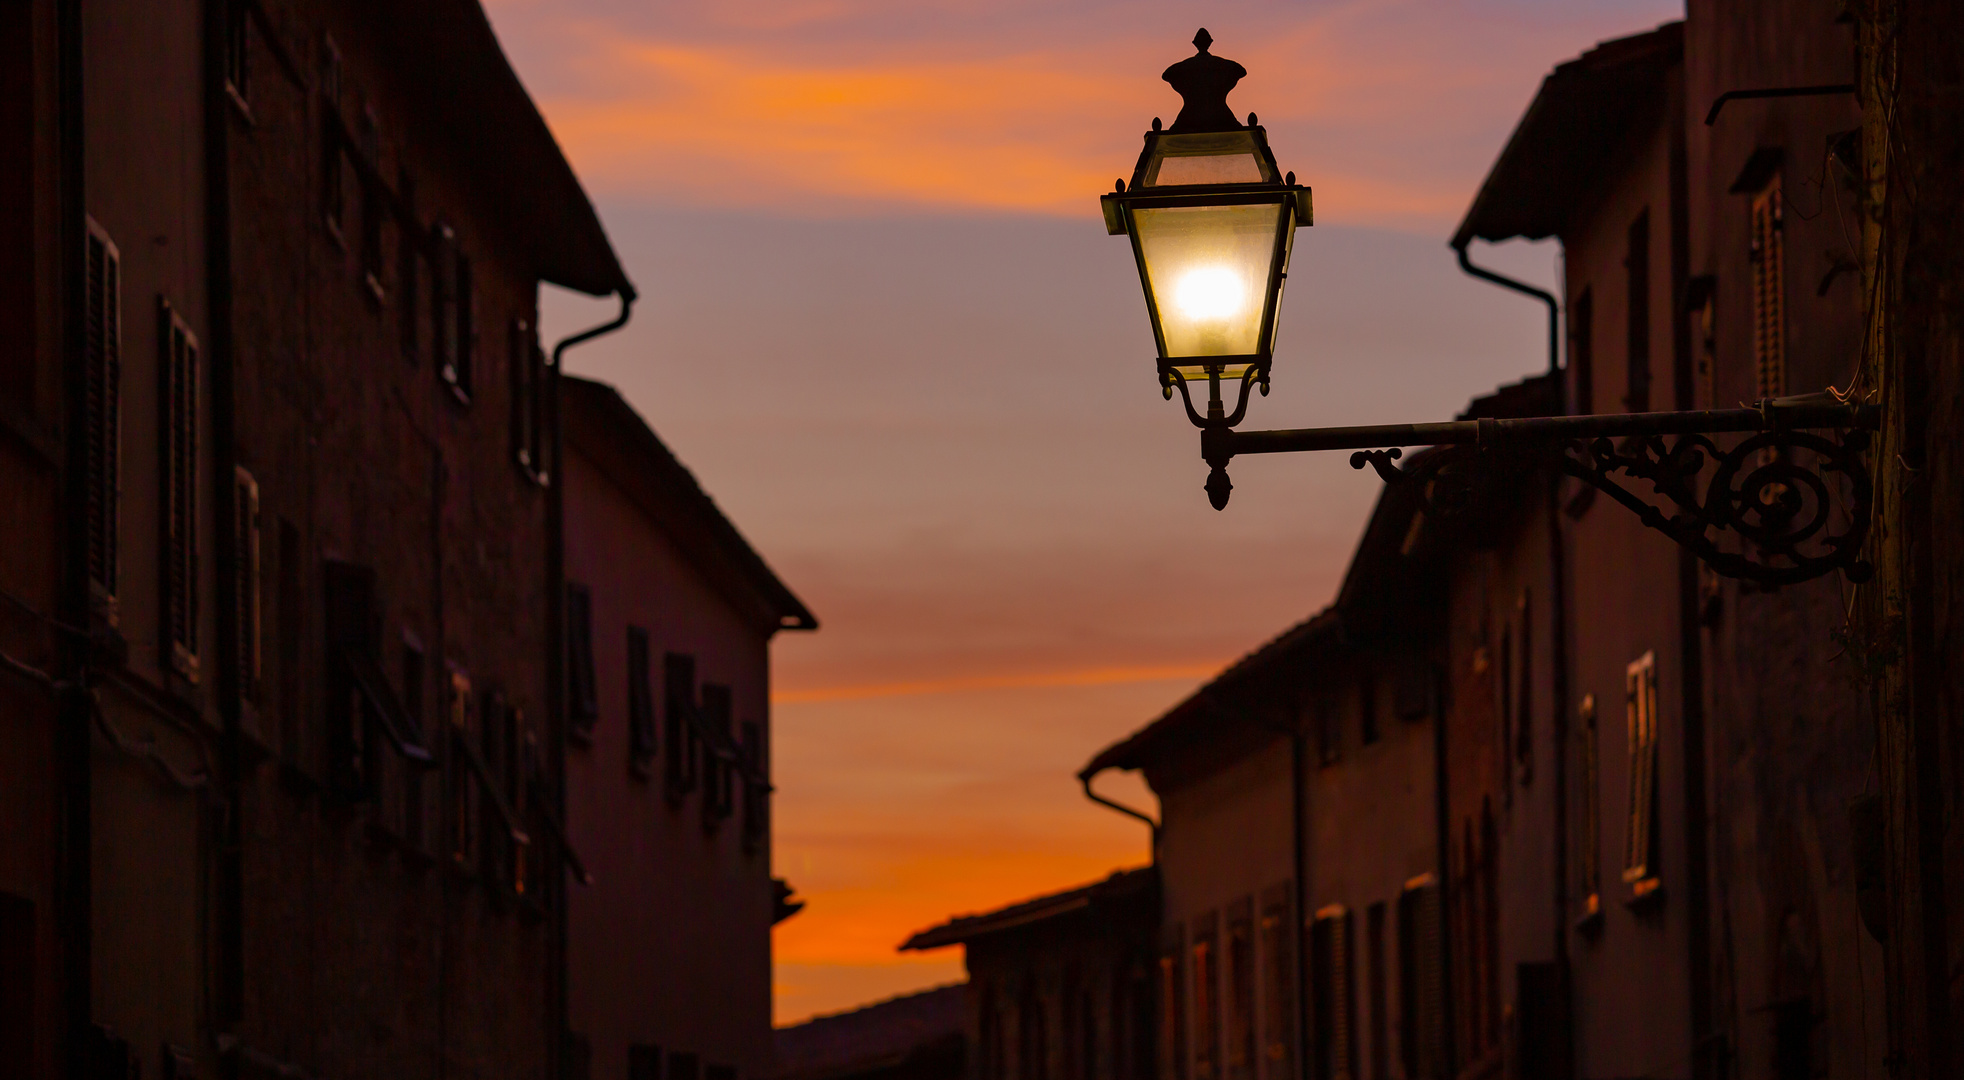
[
  {"xmin": 1312, "ymin": 905, "xmax": 1356, "ymax": 1080},
  {"xmin": 627, "ymin": 626, "xmax": 656, "ymax": 768},
  {"xmin": 234, "ymin": 467, "xmax": 261, "ymax": 701},
  {"xmin": 1751, "ymin": 175, "xmax": 1787, "ymax": 400},
  {"xmin": 565, "ymin": 583, "xmax": 599, "ymax": 731},
  {"xmin": 84, "ymin": 221, "xmax": 122, "ymax": 623},
  {"xmin": 1258, "ymin": 884, "xmax": 1295, "ymax": 1080},
  {"xmin": 1622, "ymin": 652, "xmax": 1660, "ymax": 891},
  {"xmin": 1398, "ymin": 876, "xmax": 1446, "ymax": 1080},
  {"xmin": 160, "ymin": 300, "xmax": 200, "ymax": 682}
]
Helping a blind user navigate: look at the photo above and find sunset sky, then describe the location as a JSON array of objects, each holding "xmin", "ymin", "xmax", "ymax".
[{"xmin": 483, "ymin": 0, "xmax": 1680, "ymax": 1024}]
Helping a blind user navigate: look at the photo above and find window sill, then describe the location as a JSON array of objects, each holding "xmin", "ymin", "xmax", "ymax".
[
  {"xmin": 363, "ymin": 272, "xmax": 386, "ymax": 308},
  {"xmin": 1624, "ymin": 877, "xmax": 1666, "ymax": 914},
  {"xmin": 324, "ymin": 217, "xmax": 346, "ymax": 252},
  {"xmin": 1573, "ymin": 896, "xmax": 1604, "ymax": 937}
]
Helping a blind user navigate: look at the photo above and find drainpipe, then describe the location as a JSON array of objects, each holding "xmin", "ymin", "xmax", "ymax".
[
  {"xmin": 55, "ymin": 1, "xmax": 93, "ymax": 1076},
  {"xmin": 544, "ymin": 287, "xmax": 634, "ymax": 1080},
  {"xmin": 1076, "ymin": 767, "xmax": 1159, "ymax": 853},
  {"xmin": 204, "ymin": 0, "xmax": 247, "ymax": 1040},
  {"xmin": 1452, "ymin": 239, "xmax": 1575, "ymax": 1076}
]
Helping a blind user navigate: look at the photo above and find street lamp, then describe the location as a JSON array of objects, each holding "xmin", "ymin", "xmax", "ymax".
[
  {"xmin": 1107, "ymin": 32, "xmax": 1879, "ymax": 587},
  {"xmin": 1101, "ymin": 29, "xmax": 1311, "ymax": 470}
]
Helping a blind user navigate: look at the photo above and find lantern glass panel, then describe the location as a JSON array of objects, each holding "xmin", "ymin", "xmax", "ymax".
[
  {"xmin": 1142, "ymin": 131, "xmax": 1275, "ymax": 188},
  {"xmin": 1133, "ymin": 201, "xmax": 1287, "ymax": 359}
]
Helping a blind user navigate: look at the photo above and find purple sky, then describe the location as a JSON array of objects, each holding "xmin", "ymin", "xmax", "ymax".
[{"xmin": 484, "ymin": 0, "xmax": 1681, "ymax": 1023}]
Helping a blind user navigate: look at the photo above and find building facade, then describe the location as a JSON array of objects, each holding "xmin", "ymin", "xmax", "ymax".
[
  {"xmin": 902, "ymin": 869, "xmax": 1160, "ymax": 1080},
  {"xmin": 560, "ymin": 375, "xmax": 816, "ymax": 1080},
  {"xmin": 4, "ymin": 0, "xmax": 635, "ymax": 1077}
]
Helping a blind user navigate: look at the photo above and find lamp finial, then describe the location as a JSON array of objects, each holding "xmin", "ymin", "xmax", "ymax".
[{"xmin": 1162, "ymin": 32, "xmax": 1246, "ymax": 133}]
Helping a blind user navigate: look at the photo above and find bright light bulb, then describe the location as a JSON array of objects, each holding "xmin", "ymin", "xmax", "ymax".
[{"xmin": 1174, "ymin": 267, "xmax": 1244, "ymax": 322}]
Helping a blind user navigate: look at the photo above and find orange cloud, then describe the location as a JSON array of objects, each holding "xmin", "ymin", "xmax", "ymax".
[
  {"xmin": 773, "ymin": 659, "xmax": 1228, "ymax": 704},
  {"xmin": 524, "ymin": 25, "xmax": 1476, "ymax": 225}
]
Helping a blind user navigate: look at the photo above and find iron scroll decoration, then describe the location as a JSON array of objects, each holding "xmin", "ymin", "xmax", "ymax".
[{"xmin": 1347, "ymin": 422, "xmax": 1876, "ymax": 587}]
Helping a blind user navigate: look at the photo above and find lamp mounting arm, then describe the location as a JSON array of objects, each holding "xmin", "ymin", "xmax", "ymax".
[{"xmin": 1197, "ymin": 397, "xmax": 1880, "ymax": 586}]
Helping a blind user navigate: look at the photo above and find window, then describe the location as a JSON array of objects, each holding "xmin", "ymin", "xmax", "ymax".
[
  {"xmin": 566, "ymin": 583, "xmax": 598, "ymax": 736},
  {"xmin": 84, "ymin": 218, "xmax": 122, "ymax": 626},
  {"xmin": 1365, "ymin": 903, "xmax": 1387, "ymax": 1080},
  {"xmin": 1624, "ymin": 210, "xmax": 1651, "ymax": 411},
  {"xmin": 1750, "ymin": 173, "xmax": 1787, "ymax": 400},
  {"xmin": 740, "ymin": 721, "xmax": 768, "ymax": 854},
  {"xmin": 222, "ymin": 0, "xmax": 249, "ymax": 105},
  {"xmin": 1396, "ymin": 875, "xmax": 1445, "ymax": 1080},
  {"xmin": 1358, "ymin": 673, "xmax": 1378, "ymax": 747},
  {"xmin": 448, "ymin": 669, "xmax": 474, "ymax": 866},
  {"xmin": 323, "ymin": 560, "xmax": 378, "ymax": 799},
  {"xmin": 357, "ymin": 106, "xmax": 384, "ymax": 298},
  {"xmin": 234, "ymin": 468, "xmax": 261, "ymax": 703},
  {"xmin": 1315, "ymin": 696, "xmax": 1340, "ymax": 766},
  {"xmin": 159, "ymin": 300, "xmax": 200, "ymax": 683},
  {"xmin": 1192, "ymin": 912, "xmax": 1220, "ymax": 1080},
  {"xmin": 511, "ymin": 317, "xmax": 546, "ymax": 478},
  {"xmin": 320, "ymin": 36, "xmax": 343, "ymax": 237},
  {"xmin": 434, "ymin": 224, "xmax": 473, "ymax": 398},
  {"xmin": 1021, "ymin": 977, "xmax": 1051, "ymax": 1080},
  {"xmin": 1577, "ymin": 693, "xmax": 1601, "ymax": 920},
  {"xmin": 664, "ymin": 653, "xmax": 699, "ymax": 800},
  {"xmin": 1623, "ymin": 652, "xmax": 1661, "ymax": 897},
  {"xmin": 1258, "ymin": 884, "xmax": 1295, "ymax": 1080},
  {"xmin": 401, "ymin": 636, "xmax": 427, "ymax": 849},
  {"xmin": 276, "ymin": 518, "xmax": 303, "ymax": 764},
  {"xmin": 1498, "ymin": 624, "xmax": 1512, "ymax": 808},
  {"xmin": 981, "ymin": 983, "xmax": 1006, "ymax": 1080},
  {"xmin": 1159, "ymin": 928, "xmax": 1188, "ymax": 1080},
  {"xmin": 1569, "ymin": 287, "xmax": 1593, "ymax": 414},
  {"xmin": 1514, "ymin": 591, "xmax": 1532, "ymax": 786},
  {"xmin": 1311, "ymin": 906, "xmax": 1356, "ymax": 1080},
  {"xmin": 1225, "ymin": 899, "xmax": 1256, "ymax": 1080},
  {"xmin": 628, "ymin": 1044, "xmax": 662, "ymax": 1080},
  {"xmin": 701, "ymin": 683, "xmax": 735, "ymax": 829},
  {"xmin": 627, "ymin": 627, "xmax": 656, "ymax": 773},
  {"xmin": 479, "ymin": 690, "xmax": 508, "ymax": 883}
]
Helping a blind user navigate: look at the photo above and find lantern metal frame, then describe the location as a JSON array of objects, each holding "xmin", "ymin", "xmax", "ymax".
[{"xmin": 1109, "ymin": 33, "xmax": 1881, "ymax": 587}]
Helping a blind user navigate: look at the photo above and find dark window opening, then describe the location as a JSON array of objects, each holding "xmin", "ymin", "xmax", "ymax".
[
  {"xmin": 1260, "ymin": 884, "xmax": 1296, "ymax": 1079},
  {"xmin": 1311, "ymin": 906, "xmax": 1356, "ymax": 1080},
  {"xmin": 1358, "ymin": 673, "xmax": 1379, "ymax": 746},
  {"xmin": 664, "ymin": 653, "xmax": 700, "ymax": 801},
  {"xmin": 1225, "ymin": 900, "xmax": 1256, "ymax": 1080},
  {"xmin": 223, "ymin": 0, "xmax": 249, "ymax": 103},
  {"xmin": 1192, "ymin": 913, "xmax": 1220, "ymax": 1080},
  {"xmin": 84, "ymin": 220, "xmax": 122, "ymax": 625},
  {"xmin": 1316, "ymin": 696, "xmax": 1341, "ymax": 766},
  {"xmin": 1569, "ymin": 288, "xmax": 1593, "ymax": 415},
  {"xmin": 160, "ymin": 299, "xmax": 200, "ymax": 684},
  {"xmin": 323, "ymin": 560, "xmax": 379, "ymax": 800},
  {"xmin": 1515, "ymin": 592, "xmax": 1533, "ymax": 786},
  {"xmin": 234, "ymin": 468, "xmax": 261, "ymax": 704},
  {"xmin": 1021, "ymin": 977, "xmax": 1051, "ymax": 1080},
  {"xmin": 701, "ymin": 683, "xmax": 735, "ymax": 829},
  {"xmin": 401, "ymin": 637, "xmax": 426, "ymax": 849},
  {"xmin": 740, "ymin": 721, "xmax": 768, "ymax": 854},
  {"xmin": 628, "ymin": 626, "xmax": 657, "ymax": 772},
  {"xmin": 1624, "ymin": 210, "xmax": 1651, "ymax": 412},
  {"xmin": 566, "ymin": 583, "xmax": 599, "ymax": 735},
  {"xmin": 276, "ymin": 518, "xmax": 303, "ymax": 765},
  {"xmin": 1366, "ymin": 903, "xmax": 1388, "ymax": 1080}
]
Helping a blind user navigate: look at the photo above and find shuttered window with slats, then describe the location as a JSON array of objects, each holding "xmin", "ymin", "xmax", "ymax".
[
  {"xmin": 1750, "ymin": 174, "xmax": 1787, "ymax": 400},
  {"xmin": 84, "ymin": 221, "xmax": 122, "ymax": 624},
  {"xmin": 160, "ymin": 300, "xmax": 200, "ymax": 682},
  {"xmin": 1623, "ymin": 652, "xmax": 1661, "ymax": 896}
]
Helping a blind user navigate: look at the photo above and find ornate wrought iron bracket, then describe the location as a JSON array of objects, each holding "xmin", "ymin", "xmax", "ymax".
[{"xmin": 1197, "ymin": 398, "xmax": 1880, "ymax": 586}]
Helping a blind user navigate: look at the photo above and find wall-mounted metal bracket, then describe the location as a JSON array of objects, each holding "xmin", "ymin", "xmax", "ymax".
[{"xmin": 1198, "ymin": 397, "xmax": 1879, "ymax": 586}]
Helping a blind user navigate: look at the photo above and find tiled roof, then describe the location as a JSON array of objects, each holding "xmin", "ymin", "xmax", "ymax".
[
  {"xmin": 899, "ymin": 867, "xmax": 1157, "ymax": 951},
  {"xmin": 774, "ymin": 984, "xmax": 965, "ymax": 1080}
]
